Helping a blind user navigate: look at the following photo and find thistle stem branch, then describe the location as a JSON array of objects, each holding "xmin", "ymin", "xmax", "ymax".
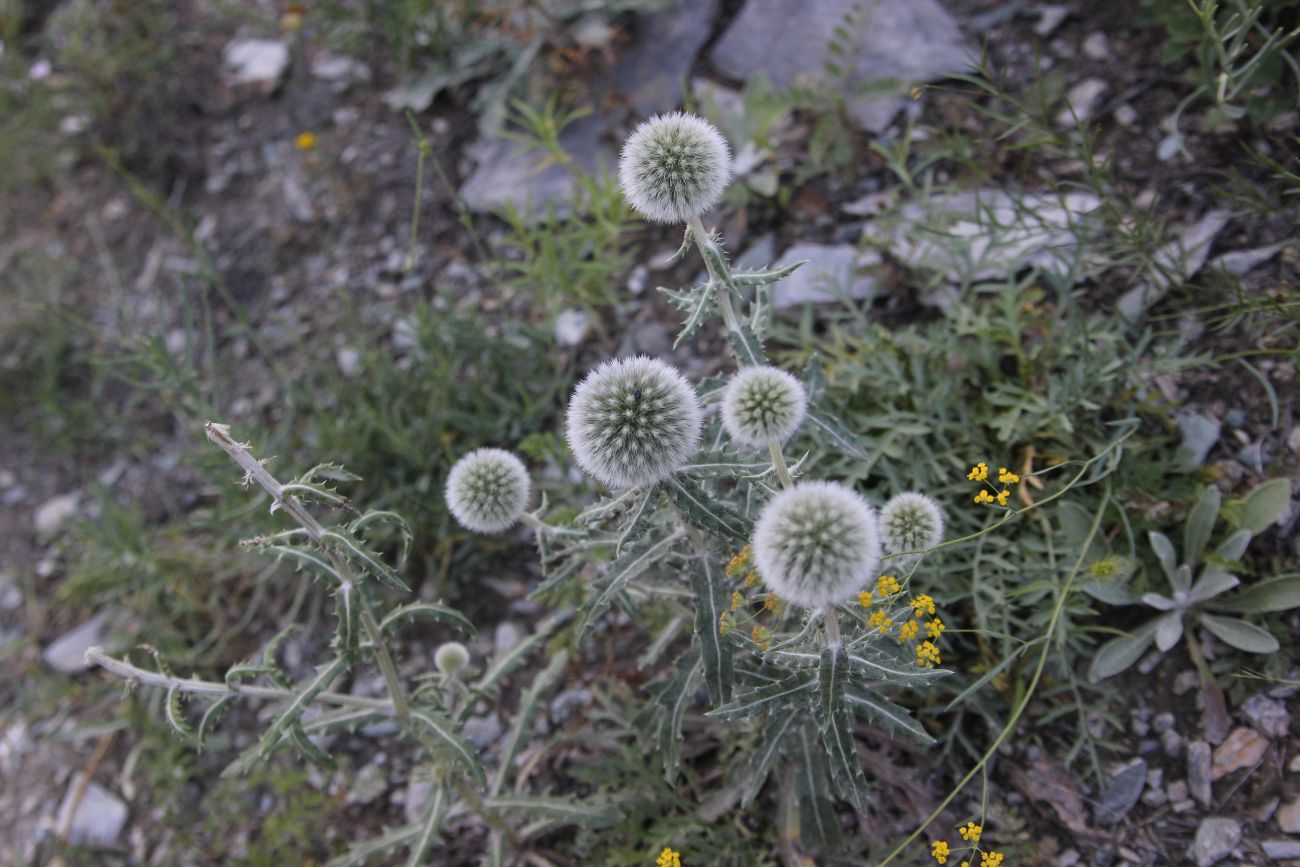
[
  {"xmin": 822, "ymin": 604, "xmax": 841, "ymax": 646},
  {"xmin": 768, "ymin": 441, "xmax": 793, "ymax": 489},
  {"xmin": 688, "ymin": 215, "xmax": 742, "ymax": 336}
]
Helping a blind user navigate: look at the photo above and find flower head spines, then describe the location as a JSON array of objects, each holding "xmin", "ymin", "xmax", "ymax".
[
  {"xmin": 619, "ymin": 112, "xmax": 732, "ymax": 224},
  {"xmin": 751, "ymin": 481, "xmax": 881, "ymax": 609},
  {"xmin": 720, "ymin": 365, "xmax": 809, "ymax": 448},
  {"xmin": 566, "ymin": 356, "xmax": 702, "ymax": 489},
  {"xmin": 445, "ymin": 448, "xmax": 530, "ymax": 533},
  {"xmin": 434, "ymin": 641, "xmax": 470, "ymax": 677},
  {"xmin": 880, "ymin": 492, "xmax": 945, "ymax": 564}
]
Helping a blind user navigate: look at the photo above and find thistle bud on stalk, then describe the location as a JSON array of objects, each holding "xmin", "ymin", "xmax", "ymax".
[
  {"xmin": 434, "ymin": 641, "xmax": 470, "ymax": 677},
  {"xmin": 445, "ymin": 448, "xmax": 531, "ymax": 533},
  {"xmin": 618, "ymin": 112, "xmax": 732, "ymax": 224},
  {"xmin": 721, "ymin": 365, "xmax": 809, "ymax": 449},
  {"xmin": 752, "ymin": 481, "xmax": 882, "ymax": 609},
  {"xmin": 879, "ymin": 492, "xmax": 945, "ymax": 568},
  {"xmin": 566, "ymin": 356, "xmax": 702, "ymax": 489}
]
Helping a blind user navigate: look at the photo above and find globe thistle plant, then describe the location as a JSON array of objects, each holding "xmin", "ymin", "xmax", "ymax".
[
  {"xmin": 721, "ymin": 365, "xmax": 809, "ymax": 449},
  {"xmin": 445, "ymin": 448, "xmax": 531, "ymax": 533},
  {"xmin": 752, "ymin": 481, "xmax": 882, "ymax": 610},
  {"xmin": 879, "ymin": 492, "xmax": 945, "ymax": 568},
  {"xmin": 434, "ymin": 641, "xmax": 470, "ymax": 677},
  {"xmin": 566, "ymin": 356, "xmax": 702, "ymax": 489},
  {"xmin": 618, "ymin": 112, "xmax": 732, "ymax": 224}
]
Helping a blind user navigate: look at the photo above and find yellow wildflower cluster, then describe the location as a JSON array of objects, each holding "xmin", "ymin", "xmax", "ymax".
[
  {"xmin": 858, "ymin": 590, "xmax": 874, "ymax": 607},
  {"xmin": 968, "ymin": 462, "xmax": 1019, "ymax": 507},
  {"xmin": 657, "ymin": 848, "xmax": 682, "ymax": 867},
  {"xmin": 718, "ymin": 611, "xmax": 734, "ymax": 636},
  {"xmin": 929, "ymin": 823, "xmax": 1002, "ymax": 867},
  {"xmin": 867, "ymin": 610, "xmax": 893, "ymax": 634},
  {"xmin": 859, "ymin": 579, "xmax": 946, "ymax": 663},
  {"xmin": 910, "ymin": 594, "xmax": 936, "ymax": 617},
  {"xmin": 875, "ymin": 575, "xmax": 901, "ymax": 596},
  {"xmin": 751, "ymin": 625, "xmax": 771, "ymax": 652},
  {"xmin": 725, "ymin": 545, "xmax": 751, "ymax": 577},
  {"xmin": 899, "ymin": 619, "xmax": 920, "ymax": 642},
  {"xmin": 916, "ymin": 640, "xmax": 942, "ymax": 668},
  {"xmin": 720, "ymin": 547, "xmax": 777, "ymax": 648}
]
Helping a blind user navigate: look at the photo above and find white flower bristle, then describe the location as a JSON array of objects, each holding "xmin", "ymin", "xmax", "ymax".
[
  {"xmin": 721, "ymin": 365, "xmax": 808, "ymax": 448},
  {"xmin": 445, "ymin": 448, "xmax": 530, "ymax": 534},
  {"xmin": 618, "ymin": 112, "xmax": 732, "ymax": 224},
  {"xmin": 879, "ymin": 492, "xmax": 944, "ymax": 568}
]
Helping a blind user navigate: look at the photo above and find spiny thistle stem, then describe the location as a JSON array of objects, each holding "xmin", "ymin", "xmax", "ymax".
[
  {"xmin": 84, "ymin": 646, "xmax": 397, "ymax": 713},
  {"xmin": 688, "ymin": 215, "xmax": 741, "ymax": 335},
  {"xmin": 519, "ymin": 512, "xmax": 586, "ymax": 537},
  {"xmin": 768, "ymin": 441, "xmax": 793, "ymax": 489},
  {"xmin": 204, "ymin": 422, "xmax": 413, "ymax": 725},
  {"xmin": 822, "ymin": 605, "xmax": 842, "ymax": 646}
]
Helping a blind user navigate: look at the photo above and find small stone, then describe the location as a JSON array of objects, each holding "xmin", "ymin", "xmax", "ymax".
[
  {"xmin": 552, "ymin": 309, "xmax": 590, "ymax": 347},
  {"xmin": 404, "ymin": 778, "xmax": 433, "ymax": 824},
  {"xmin": 1278, "ymin": 797, "xmax": 1300, "ymax": 834},
  {"xmin": 309, "ymin": 53, "xmax": 371, "ymax": 84},
  {"xmin": 1172, "ymin": 798, "xmax": 1196, "ymax": 813},
  {"xmin": 462, "ymin": 713, "xmax": 503, "ymax": 750},
  {"xmin": 1173, "ymin": 669, "xmax": 1200, "ymax": 695},
  {"xmin": 1157, "ymin": 133, "xmax": 1183, "ymax": 162},
  {"xmin": 1153, "ymin": 712, "xmax": 1175, "ymax": 734},
  {"xmin": 627, "ymin": 264, "xmax": 649, "ymax": 294},
  {"xmin": 1162, "ymin": 727, "xmax": 1184, "ymax": 757},
  {"xmin": 346, "ymin": 760, "xmax": 388, "ymax": 806},
  {"xmin": 1253, "ymin": 795, "xmax": 1279, "ymax": 823},
  {"xmin": 1114, "ymin": 104, "xmax": 1138, "ymax": 126},
  {"xmin": 223, "ymin": 38, "xmax": 289, "ymax": 87},
  {"xmin": 44, "ymin": 611, "xmax": 125, "ymax": 674},
  {"xmin": 0, "ymin": 576, "xmax": 21, "ymax": 612},
  {"xmin": 1242, "ymin": 694, "xmax": 1290, "ymax": 738},
  {"xmin": 549, "ymin": 687, "xmax": 592, "ymax": 723},
  {"xmin": 1095, "ymin": 759, "xmax": 1147, "ymax": 825},
  {"xmin": 1056, "ymin": 78, "xmax": 1107, "ymax": 126},
  {"xmin": 1175, "ymin": 413, "xmax": 1221, "ymax": 470},
  {"xmin": 1167, "ymin": 779, "xmax": 1189, "ymax": 802},
  {"xmin": 1263, "ymin": 840, "xmax": 1300, "ymax": 859},
  {"xmin": 1289, "ymin": 753, "xmax": 1300, "ymax": 773},
  {"xmin": 1189, "ymin": 817, "xmax": 1240, "ymax": 867},
  {"xmin": 1211, "ymin": 727, "xmax": 1268, "ymax": 780},
  {"xmin": 1057, "ymin": 849, "xmax": 1081, "ymax": 867},
  {"xmin": 1187, "ymin": 741, "xmax": 1213, "ymax": 807},
  {"xmin": 1082, "ymin": 32, "xmax": 1110, "ymax": 60},
  {"xmin": 1035, "ymin": 5, "xmax": 1070, "ymax": 36},
  {"xmin": 335, "ymin": 347, "xmax": 361, "ymax": 377},
  {"xmin": 1211, "ymin": 243, "xmax": 1284, "ymax": 276},
  {"xmin": 56, "ymin": 774, "xmax": 128, "ymax": 848},
  {"xmin": 34, "ymin": 493, "xmax": 79, "ymax": 538},
  {"xmin": 1130, "ymin": 714, "xmax": 1151, "ymax": 737},
  {"xmin": 494, "ymin": 622, "xmax": 523, "ymax": 657},
  {"xmin": 767, "ymin": 243, "xmax": 879, "ymax": 309}
]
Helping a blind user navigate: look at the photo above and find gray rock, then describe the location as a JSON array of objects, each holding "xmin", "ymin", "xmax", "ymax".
[
  {"xmin": 1162, "ymin": 727, "xmax": 1184, "ymax": 758},
  {"xmin": 463, "ymin": 712, "xmax": 503, "ymax": 749},
  {"xmin": 1118, "ymin": 210, "xmax": 1230, "ymax": 322},
  {"xmin": 611, "ymin": 0, "xmax": 720, "ymax": 116},
  {"xmin": 1242, "ymin": 694, "xmax": 1290, "ymax": 738},
  {"xmin": 0, "ymin": 575, "xmax": 21, "ymax": 612},
  {"xmin": 1263, "ymin": 840, "xmax": 1300, "ymax": 859},
  {"xmin": 1278, "ymin": 796, "xmax": 1300, "ymax": 834},
  {"xmin": 404, "ymin": 778, "xmax": 433, "ymax": 824},
  {"xmin": 1057, "ymin": 849, "xmax": 1081, "ymax": 867},
  {"xmin": 346, "ymin": 760, "xmax": 388, "ymax": 805},
  {"xmin": 1035, "ymin": 5, "xmax": 1070, "ymax": 37},
  {"xmin": 223, "ymin": 38, "xmax": 289, "ymax": 87},
  {"xmin": 309, "ymin": 53, "xmax": 371, "ymax": 85},
  {"xmin": 710, "ymin": 0, "xmax": 970, "ymax": 133},
  {"xmin": 494, "ymin": 621, "xmax": 524, "ymax": 657},
  {"xmin": 34, "ymin": 493, "xmax": 79, "ymax": 538},
  {"xmin": 1210, "ymin": 242, "xmax": 1285, "ymax": 276},
  {"xmin": 550, "ymin": 687, "xmax": 593, "ymax": 723},
  {"xmin": 44, "ymin": 610, "xmax": 125, "ymax": 674},
  {"xmin": 55, "ymin": 774, "xmax": 128, "ymax": 848},
  {"xmin": 1153, "ymin": 712, "xmax": 1175, "ymax": 734},
  {"xmin": 1056, "ymin": 78, "xmax": 1108, "ymax": 126},
  {"xmin": 1167, "ymin": 779, "xmax": 1189, "ymax": 802},
  {"xmin": 1189, "ymin": 817, "xmax": 1240, "ymax": 867},
  {"xmin": 766, "ymin": 243, "xmax": 879, "ymax": 309},
  {"xmin": 1095, "ymin": 759, "xmax": 1147, "ymax": 825},
  {"xmin": 1082, "ymin": 32, "xmax": 1111, "ymax": 60},
  {"xmin": 1175, "ymin": 413, "xmax": 1221, "ymax": 470},
  {"xmin": 863, "ymin": 189, "xmax": 1103, "ymax": 284},
  {"xmin": 553, "ymin": 309, "xmax": 590, "ymax": 347},
  {"xmin": 1114, "ymin": 104, "xmax": 1138, "ymax": 126},
  {"xmin": 1187, "ymin": 741, "xmax": 1213, "ymax": 808}
]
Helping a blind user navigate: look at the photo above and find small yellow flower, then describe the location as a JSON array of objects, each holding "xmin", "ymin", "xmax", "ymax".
[
  {"xmin": 867, "ymin": 610, "xmax": 892, "ymax": 633},
  {"xmin": 926, "ymin": 617, "xmax": 945, "ymax": 640},
  {"xmin": 743, "ymin": 569, "xmax": 758, "ymax": 588},
  {"xmin": 931, "ymin": 840, "xmax": 950, "ymax": 864},
  {"xmin": 967, "ymin": 462, "xmax": 988, "ymax": 481},
  {"xmin": 657, "ymin": 848, "xmax": 682, "ymax": 867},
  {"xmin": 718, "ymin": 611, "xmax": 733, "ymax": 636},
  {"xmin": 763, "ymin": 594, "xmax": 780, "ymax": 613},
  {"xmin": 875, "ymin": 575, "xmax": 901, "ymax": 596},
  {"xmin": 726, "ymin": 546, "xmax": 751, "ymax": 577},
  {"xmin": 973, "ymin": 490, "xmax": 994, "ymax": 505},
  {"xmin": 980, "ymin": 853, "xmax": 1002, "ymax": 867},
  {"xmin": 998, "ymin": 467, "xmax": 1019, "ymax": 485},
  {"xmin": 858, "ymin": 590, "xmax": 874, "ymax": 608},
  {"xmin": 995, "ymin": 489, "xmax": 1010, "ymax": 506},
  {"xmin": 730, "ymin": 590, "xmax": 743, "ymax": 610},
  {"xmin": 751, "ymin": 625, "xmax": 771, "ymax": 651},
  {"xmin": 899, "ymin": 619, "xmax": 920, "ymax": 643},
  {"xmin": 910, "ymin": 594, "xmax": 936, "ymax": 617},
  {"xmin": 917, "ymin": 641, "xmax": 942, "ymax": 668},
  {"xmin": 294, "ymin": 131, "xmax": 317, "ymax": 151},
  {"xmin": 959, "ymin": 822, "xmax": 982, "ymax": 843}
]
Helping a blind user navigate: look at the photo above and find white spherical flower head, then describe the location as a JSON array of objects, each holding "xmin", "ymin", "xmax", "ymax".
[
  {"xmin": 618, "ymin": 112, "xmax": 732, "ymax": 224},
  {"xmin": 752, "ymin": 481, "xmax": 881, "ymax": 609},
  {"xmin": 721, "ymin": 365, "xmax": 809, "ymax": 448},
  {"xmin": 566, "ymin": 356, "xmax": 702, "ymax": 489},
  {"xmin": 879, "ymin": 492, "xmax": 945, "ymax": 565},
  {"xmin": 445, "ymin": 448, "xmax": 530, "ymax": 533},
  {"xmin": 434, "ymin": 641, "xmax": 470, "ymax": 677}
]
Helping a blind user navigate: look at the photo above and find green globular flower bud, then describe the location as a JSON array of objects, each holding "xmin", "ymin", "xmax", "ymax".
[
  {"xmin": 618, "ymin": 112, "xmax": 732, "ymax": 224},
  {"xmin": 434, "ymin": 641, "xmax": 470, "ymax": 677},
  {"xmin": 752, "ymin": 481, "xmax": 881, "ymax": 609},
  {"xmin": 566, "ymin": 356, "xmax": 702, "ymax": 489},
  {"xmin": 445, "ymin": 448, "xmax": 530, "ymax": 533},
  {"xmin": 879, "ymin": 492, "xmax": 945, "ymax": 569},
  {"xmin": 721, "ymin": 365, "xmax": 808, "ymax": 448}
]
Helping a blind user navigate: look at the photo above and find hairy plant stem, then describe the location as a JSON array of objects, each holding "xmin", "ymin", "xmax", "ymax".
[
  {"xmin": 688, "ymin": 215, "xmax": 741, "ymax": 335},
  {"xmin": 768, "ymin": 441, "xmax": 794, "ymax": 488},
  {"xmin": 822, "ymin": 604, "xmax": 842, "ymax": 646},
  {"xmin": 204, "ymin": 422, "xmax": 412, "ymax": 725},
  {"xmin": 520, "ymin": 511, "xmax": 586, "ymax": 537}
]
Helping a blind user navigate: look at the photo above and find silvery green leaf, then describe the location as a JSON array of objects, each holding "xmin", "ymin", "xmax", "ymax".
[
  {"xmin": 691, "ymin": 558, "xmax": 733, "ymax": 705},
  {"xmin": 674, "ymin": 282, "xmax": 717, "ymax": 349},
  {"xmin": 805, "ymin": 406, "xmax": 869, "ymax": 462},
  {"xmin": 1210, "ymin": 574, "xmax": 1300, "ymax": 614},
  {"xmin": 665, "ymin": 477, "xmax": 751, "ymax": 542},
  {"xmin": 258, "ymin": 543, "xmax": 335, "ymax": 582},
  {"xmin": 800, "ymin": 359, "xmax": 827, "ymax": 404},
  {"xmin": 1199, "ymin": 613, "xmax": 1278, "ymax": 654},
  {"xmin": 1154, "ymin": 611, "xmax": 1184, "ymax": 652},
  {"xmin": 405, "ymin": 784, "xmax": 447, "ymax": 867},
  {"xmin": 473, "ymin": 615, "xmax": 559, "ymax": 695},
  {"xmin": 289, "ymin": 722, "xmax": 337, "ymax": 771},
  {"xmin": 321, "ymin": 530, "xmax": 410, "ymax": 592},
  {"xmin": 491, "ymin": 649, "xmax": 568, "ymax": 797},
  {"xmin": 1184, "ymin": 486, "xmax": 1221, "ymax": 568},
  {"xmin": 1141, "ymin": 593, "xmax": 1177, "ymax": 611},
  {"xmin": 1234, "ymin": 478, "xmax": 1291, "ymax": 533},
  {"xmin": 1149, "ymin": 531, "xmax": 1178, "ymax": 585},
  {"xmin": 165, "ymin": 687, "xmax": 198, "ymax": 746},
  {"xmin": 742, "ymin": 714, "xmax": 797, "ymax": 807},
  {"xmin": 726, "ymin": 323, "xmax": 768, "ymax": 367},
  {"xmin": 575, "ymin": 488, "xmax": 639, "ymax": 526},
  {"xmin": 1080, "ymin": 580, "xmax": 1140, "ymax": 606},
  {"xmin": 843, "ymin": 683, "xmax": 934, "ymax": 745},
  {"xmin": 816, "ymin": 645, "xmax": 847, "ymax": 727},
  {"xmin": 792, "ymin": 723, "xmax": 842, "ymax": 851},
  {"xmin": 681, "ymin": 450, "xmax": 770, "ymax": 479},
  {"xmin": 410, "ymin": 709, "xmax": 484, "ymax": 787},
  {"xmin": 1189, "ymin": 569, "xmax": 1239, "ymax": 604},
  {"xmin": 327, "ymin": 822, "xmax": 421, "ymax": 867},
  {"xmin": 765, "ymin": 646, "xmax": 822, "ymax": 670},
  {"xmin": 380, "ymin": 602, "xmax": 476, "ymax": 638},
  {"xmin": 1088, "ymin": 619, "xmax": 1158, "ymax": 682},
  {"xmin": 707, "ymin": 671, "xmax": 817, "ymax": 721},
  {"xmin": 198, "ymin": 694, "xmax": 234, "ymax": 743},
  {"xmin": 615, "ymin": 485, "xmax": 658, "ymax": 556},
  {"xmin": 1174, "ymin": 564, "xmax": 1193, "ymax": 596},
  {"xmin": 1214, "ymin": 528, "xmax": 1252, "ymax": 562},
  {"xmin": 225, "ymin": 662, "xmax": 282, "ymax": 689},
  {"xmin": 576, "ymin": 533, "xmax": 682, "ymax": 642},
  {"xmin": 731, "ymin": 260, "xmax": 806, "ymax": 286},
  {"xmin": 481, "ymin": 795, "xmax": 621, "ymax": 828},
  {"xmin": 347, "ymin": 510, "xmax": 413, "ymax": 567},
  {"xmin": 820, "ymin": 706, "xmax": 870, "ymax": 813},
  {"xmin": 844, "ymin": 644, "xmax": 949, "ymax": 685},
  {"xmin": 334, "ymin": 582, "xmax": 358, "ymax": 651}
]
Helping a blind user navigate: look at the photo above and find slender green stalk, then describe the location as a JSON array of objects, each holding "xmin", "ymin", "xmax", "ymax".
[
  {"xmin": 688, "ymin": 214, "xmax": 741, "ymax": 334},
  {"xmin": 822, "ymin": 605, "xmax": 842, "ymax": 646},
  {"xmin": 768, "ymin": 441, "xmax": 794, "ymax": 488}
]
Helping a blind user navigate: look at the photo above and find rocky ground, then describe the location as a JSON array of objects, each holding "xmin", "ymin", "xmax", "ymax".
[{"xmin": 2, "ymin": 0, "xmax": 1298, "ymax": 864}]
